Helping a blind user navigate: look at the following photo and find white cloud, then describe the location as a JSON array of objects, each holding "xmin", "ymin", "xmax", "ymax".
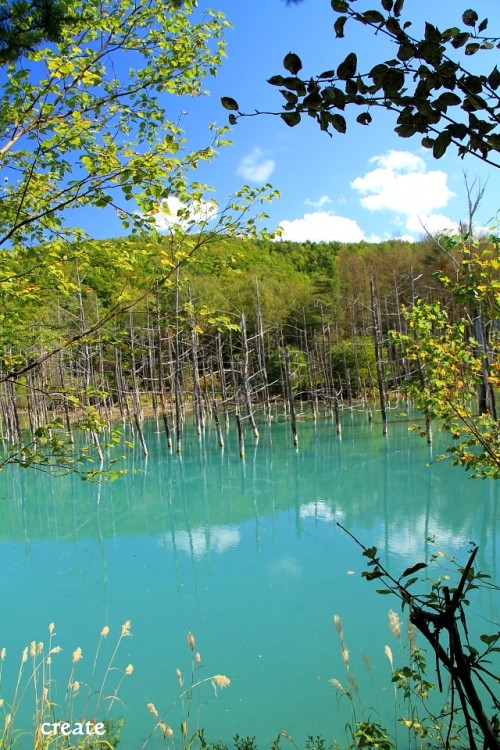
[
  {"xmin": 161, "ymin": 525, "xmax": 240, "ymax": 558},
  {"xmin": 152, "ymin": 196, "xmax": 217, "ymax": 232},
  {"xmin": 375, "ymin": 514, "xmax": 468, "ymax": 558},
  {"xmin": 300, "ymin": 500, "xmax": 338, "ymax": 522},
  {"xmin": 350, "ymin": 149, "xmax": 457, "ymax": 238},
  {"xmin": 406, "ymin": 213, "xmax": 459, "ymax": 236},
  {"xmin": 352, "ymin": 165, "xmax": 454, "ymax": 216},
  {"xmin": 237, "ymin": 147, "xmax": 275, "ymax": 183},
  {"xmin": 369, "ymin": 149, "xmax": 426, "ymax": 172},
  {"xmin": 279, "ymin": 211, "xmax": 365, "ymax": 242},
  {"xmin": 304, "ymin": 194, "xmax": 333, "ymax": 209}
]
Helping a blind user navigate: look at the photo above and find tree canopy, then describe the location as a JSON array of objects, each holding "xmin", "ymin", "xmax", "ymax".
[{"xmin": 0, "ymin": 0, "xmax": 72, "ymax": 63}]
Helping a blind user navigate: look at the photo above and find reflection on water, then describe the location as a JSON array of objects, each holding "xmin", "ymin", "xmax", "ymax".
[
  {"xmin": 0, "ymin": 415, "xmax": 498, "ymax": 748},
  {"xmin": 161, "ymin": 525, "xmax": 241, "ymax": 557}
]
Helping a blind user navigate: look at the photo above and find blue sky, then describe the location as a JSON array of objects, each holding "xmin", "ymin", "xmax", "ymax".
[{"xmin": 170, "ymin": 0, "xmax": 499, "ymax": 244}]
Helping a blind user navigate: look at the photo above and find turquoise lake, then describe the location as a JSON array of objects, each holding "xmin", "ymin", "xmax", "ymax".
[{"xmin": 1, "ymin": 412, "xmax": 499, "ymax": 748}]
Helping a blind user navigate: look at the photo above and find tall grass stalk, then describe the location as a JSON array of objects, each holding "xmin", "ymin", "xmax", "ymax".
[
  {"xmin": 141, "ymin": 630, "xmax": 230, "ymax": 750},
  {"xmin": 0, "ymin": 621, "xmax": 133, "ymax": 749}
]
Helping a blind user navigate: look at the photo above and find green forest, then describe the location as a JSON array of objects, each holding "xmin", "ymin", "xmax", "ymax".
[{"xmin": 0, "ymin": 231, "xmax": 488, "ymax": 461}]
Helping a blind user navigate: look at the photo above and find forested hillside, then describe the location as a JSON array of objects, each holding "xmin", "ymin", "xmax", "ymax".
[{"xmin": 0, "ymin": 231, "xmax": 476, "ymax": 463}]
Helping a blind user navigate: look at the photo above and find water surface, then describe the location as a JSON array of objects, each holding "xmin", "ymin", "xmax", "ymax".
[{"xmin": 1, "ymin": 414, "xmax": 498, "ymax": 748}]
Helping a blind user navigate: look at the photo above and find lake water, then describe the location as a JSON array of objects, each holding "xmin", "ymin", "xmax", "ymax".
[{"xmin": 1, "ymin": 412, "xmax": 498, "ymax": 748}]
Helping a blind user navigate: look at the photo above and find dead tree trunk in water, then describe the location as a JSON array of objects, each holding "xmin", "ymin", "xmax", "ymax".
[
  {"xmin": 155, "ymin": 287, "xmax": 173, "ymax": 450},
  {"xmin": 409, "ymin": 271, "xmax": 432, "ymax": 444},
  {"xmin": 370, "ymin": 278, "xmax": 388, "ymax": 436},
  {"xmin": 240, "ymin": 312, "xmax": 259, "ymax": 440},
  {"xmin": 216, "ymin": 334, "xmax": 229, "ymax": 430},
  {"xmin": 229, "ymin": 331, "xmax": 245, "ymax": 459},
  {"xmin": 212, "ymin": 400, "xmax": 224, "ymax": 449},
  {"xmin": 255, "ymin": 283, "xmax": 271, "ymax": 424},
  {"xmin": 284, "ymin": 346, "xmax": 298, "ymax": 447},
  {"xmin": 188, "ymin": 290, "xmax": 204, "ymax": 437},
  {"xmin": 302, "ymin": 309, "xmax": 318, "ymax": 421},
  {"xmin": 172, "ymin": 269, "xmax": 183, "ymax": 453},
  {"xmin": 129, "ymin": 313, "xmax": 148, "ymax": 457}
]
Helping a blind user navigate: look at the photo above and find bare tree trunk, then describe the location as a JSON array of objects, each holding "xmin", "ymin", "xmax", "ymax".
[
  {"xmin": 216, "ymin": 334, "xmax": 230, "ymax": 430},
  {"xmin": 211, "ymin": 398, "xmax": 223, "ymax": 449},
  {"xmin": 129, "ymin": 313, "xmax": 148, "ymax": 457},
  {"xmin": 155, "ymin": 286, "xmax": 173, "ymax": 450},
  {"xmin": 255, "ymin": 283, "xmax": 271, "ymax": 424},
  {"xmin": 240, "ymin": 312, "xmax": 259, "ymax": 440},
  {"xmin": 370, "ymin": 278, "xmax": 388, "ymax": 436},
  {"xmin": 284, "ymin": 346, "xmax": 298, "ymax": 447},
  {"xmin": 409, "ymin": 270, "xmax": 432, "ymax": 443}
]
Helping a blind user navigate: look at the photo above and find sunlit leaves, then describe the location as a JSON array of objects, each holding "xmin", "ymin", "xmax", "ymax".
[
  {"xmin": 1, "ymin": 0, "xmax": 231, "ymax": 255},
  {"xmin": 392, "ymin": 236, "xmax": 500, "ymax": 480}
]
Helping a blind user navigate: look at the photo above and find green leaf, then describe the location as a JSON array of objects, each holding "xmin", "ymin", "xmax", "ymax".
[
  {"xmin": 480, "ymin": 633, "xmax": 499, "ymax": 645},
  {"xmin": 435, "ymin": 92, "xmax": 462, "ymax": 109},
  {"xmin": 330, "ymin": 113, "xmax": 347, "ymax": 133},
  {"xmin": 404, "ymin": 576, "xmax": 418, "ymax": 587},
  {"xmin": 363, "ymin": 546, "xmax": 378, "ymax": 560},
  {"xmin": 400, "ymin": 561, "xmax": 427, "ymax": 579},
  {"xmin": 282, "ymin": 77, "xmax": 307, "ymax": 95},
  {"xmin": 280, "ymin": 90, "xmax": 299, "ymax": 104},
  {"xmin": 280, "ymin": 111, "xmax": 301, "ymax": 127},
  {"xmin": 283, "ymin": 52, "xmax": 303, "ymax": 75},
  {"xmin": 322, "ymin": 86, "xmax": 346, "ymax": 108},
  {"xmin": 393, "ymin": 0, "xmax": 404, "ymax": 17},
  {"xmin": 337, "ymin": 52, "xmax": 357, "ymax": 80},
  {"xmin": 268, "ymin": 75, "xmax": 285, "ymax": 86},
  {"xmin": 331, "ymin": 0, "xmax": 349, "ymax": 11},
  {"xmin": 381, "ymin": 0, "xmax": 393, "ymax": 11},
  {"xmin": 361, "ymin": 10, "xmax": 385, "ymax": 24},
  {"xmin": 452, "ymin": 32, "xmax": 470, "ymax": 48},
  {"xmin": 221, "ymin": 97, "xmax": 239, "ymax": 111},
  {"xmin": 333, "ymin": 16, "xmax": 347, "ymax": 38},
  {"xmin": 477, "ymin": 18, "xmax": 488, "ymax": 33},
  {"xmin": 487, "ymin": 134, "xmax": 500, "ymax": 151},
  {"xmin": 356, "ymin": 112, "xmax": 372, "ymax": 125},
  {"xmin": 487, "ymin": 66, "xmax": 500, "ymax": 90},
  {"xmin": 465, "ymin": 43, "xmax": 480, "ymax": 56},
  {"xmin": 398, "ymin": 43, "xmax": 416, "ymax": 61},
  {"xmin": 303, "ymin": 93, "xmax": 323, "ymax": 109},
  {"xmin": 462, "ymin": 9, "xmax": 478, "ymax": 27},
  {"xmin": 362, "ymin": 568, "xmax": 384, "ymax": 581}
]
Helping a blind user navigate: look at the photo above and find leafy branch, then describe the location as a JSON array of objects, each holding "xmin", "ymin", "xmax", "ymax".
[
  {"xmin": 224, "ymin": 1, "xmax": 500, "ymax": 167},
  {"xmin": 338, "ymin": 523, "xmax": 500, "ymax": 750}
]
